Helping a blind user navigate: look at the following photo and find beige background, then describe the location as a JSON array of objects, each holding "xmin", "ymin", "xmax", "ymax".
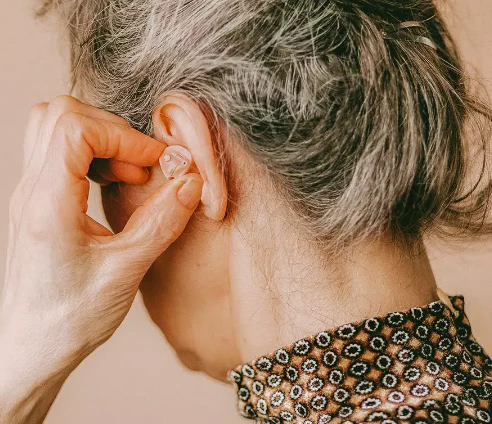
[{"xmin": 0, "ymin": 1, "xmax": 491, "ymax": 423}]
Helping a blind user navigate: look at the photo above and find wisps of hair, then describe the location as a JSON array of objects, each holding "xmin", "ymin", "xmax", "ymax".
[{"xmin": 38, "ymin": 0, "xmax": 492, "ymax": 250}]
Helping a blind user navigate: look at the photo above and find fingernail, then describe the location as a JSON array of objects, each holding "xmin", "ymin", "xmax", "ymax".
[{"xmin": 177, "ymin": 176, "xmax": 203, "ymax": 209}]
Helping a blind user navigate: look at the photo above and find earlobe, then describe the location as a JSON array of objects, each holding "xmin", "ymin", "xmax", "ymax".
[{"xmin": 151, "ymin": 93, "xmax": 227, "ymax": 221}]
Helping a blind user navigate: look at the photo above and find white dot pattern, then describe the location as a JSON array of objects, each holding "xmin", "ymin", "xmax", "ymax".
[{"xmin": 228, "ymin": 296, "xmax": 492, "ymax": 423}]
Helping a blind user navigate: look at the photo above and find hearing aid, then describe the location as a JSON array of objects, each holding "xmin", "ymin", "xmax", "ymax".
[{"xmin": 159, "ymin": 145, "xmax": 194, "ymax": 180}]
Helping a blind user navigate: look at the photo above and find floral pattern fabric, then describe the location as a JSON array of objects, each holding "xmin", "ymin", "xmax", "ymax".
[{"xmin": 228, "ymin": 296, "xmax": 492, "ymax": 423}]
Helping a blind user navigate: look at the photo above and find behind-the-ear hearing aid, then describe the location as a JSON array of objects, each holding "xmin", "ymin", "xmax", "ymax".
[{"xmin": 159, "ymin": 145, "xmax": 194, "ymax": 180}]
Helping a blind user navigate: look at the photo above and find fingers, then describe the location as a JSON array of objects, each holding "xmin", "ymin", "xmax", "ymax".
[
  {"xmin": 40, "ymin": 111, "xmax": 164, "ymax": 195},
  {"xmin": 18, "ymin": 97, "xmax": 167, "ymax": 234},
  {"xmin": 87, "ymin": 159, "xmax": 120, "ymax": 186},
  {"xmin": 20, "ymin": 97, "xmax": 170, "ymax": 241},
  {"xmin": 32, "ymin": 110, "xmax": 165, "ymax": 229},
  {"xmin": 109, "ymin": 160, "xmax": 151, "ymax": 185},
  {"xmin": 26, "ymin": 96, "xmax": 130, "ymax": 176},
  {"xmin": 25, "ymin": 96, "xmax": 154, "ymax": 186},
  {"xmin": 106, "ymin": 173, "xmax": 203, "ymax": 267},
  {"xmin": 88, "ymin": 159, "xmax": 151, "ymax": 186}
]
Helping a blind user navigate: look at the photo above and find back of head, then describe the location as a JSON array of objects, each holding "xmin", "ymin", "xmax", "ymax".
[{"xmin": 39, "ymin": 0, "xmax": 492, "ymax": 249}]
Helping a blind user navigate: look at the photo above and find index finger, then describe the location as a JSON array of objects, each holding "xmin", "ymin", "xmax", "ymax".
[{"xmin": 45, "ymin": 111, "xmax": 165, "ymax": 182}]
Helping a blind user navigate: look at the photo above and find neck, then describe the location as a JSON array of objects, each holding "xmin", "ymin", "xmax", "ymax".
[{"xmin": 229, "ymin": 191, "xmax": 438, "ymax": 364}]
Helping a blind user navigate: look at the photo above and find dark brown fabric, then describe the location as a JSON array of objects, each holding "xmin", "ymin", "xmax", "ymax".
[{"xmin": 228, "ymin": 295, "xmax": 492, "ymax": 423}]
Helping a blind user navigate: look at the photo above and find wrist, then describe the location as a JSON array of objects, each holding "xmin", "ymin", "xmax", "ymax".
[
  {"xmin": 0, "ymin": 325, "xmax": 81, "ymax": 424},
  {"xmin": 0, "ymin": 324, "xmax": 80, "ymax": 401}
]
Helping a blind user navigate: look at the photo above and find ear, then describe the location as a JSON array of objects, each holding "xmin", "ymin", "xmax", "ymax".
[{"xmin": 152, "ymin": 92, "xmax": 227, "ymax": 221}]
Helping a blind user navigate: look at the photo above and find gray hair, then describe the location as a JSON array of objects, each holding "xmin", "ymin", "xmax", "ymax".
[{"xmin": 39, "ymin": 0, "xmax": 492, "ymax": 249}]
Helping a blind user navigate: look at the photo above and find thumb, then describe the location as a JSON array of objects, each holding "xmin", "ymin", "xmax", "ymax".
[{"xmin": 109, "ymin": 173, "xmax": 203, "ymax": 267}]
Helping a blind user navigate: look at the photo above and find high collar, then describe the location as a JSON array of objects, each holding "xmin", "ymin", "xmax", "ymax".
[{"xmin": 228, "ymin": 295, "xmax": 492, "ymax": 423}]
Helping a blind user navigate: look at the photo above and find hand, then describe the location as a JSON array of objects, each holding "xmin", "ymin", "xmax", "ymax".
[{"xmin": 0, "ymin": 96, "xmax": 203, "ymax": 423}]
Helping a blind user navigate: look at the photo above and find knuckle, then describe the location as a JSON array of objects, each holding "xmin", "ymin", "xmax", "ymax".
[
  {"xmin": 28, "ymin": 102, "xmax": 48, "ymax": 122},
  {"xmin": 55, "ymin": 112, "xmax": 105, "ymax": 155},
  {"xmin": 55, "ymin": 111, "xmax": 84, "ymax": 139},
  {"xmin": 48, "ymin": 95, "xmax": 79, "ymax": 117},
  {"xmin": 160, "ymin": 222, "xmax": 182, "ymax": 246},
  {"xmin": 56, "ymin": 110, "xmax": 79, "ymax": 127}
]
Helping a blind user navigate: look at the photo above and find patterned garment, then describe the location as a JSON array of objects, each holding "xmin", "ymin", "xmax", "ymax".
[{"xmin": 228, "ymin": 295, "xmax": 492, "ymax": 423}]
